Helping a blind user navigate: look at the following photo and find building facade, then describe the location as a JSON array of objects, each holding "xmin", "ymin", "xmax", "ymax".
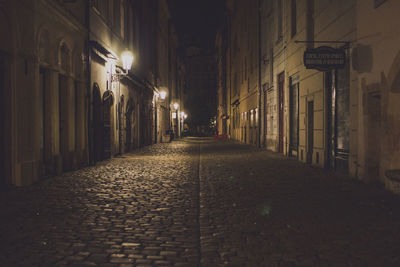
[
  {"xmin": 354, "ymin": 0, "xmax": 400, "ymax": 192},
  {"xmin": 0, "ymin": 0, "xmax": 88, "ymax": 187},
  {"xmin": 218, "ymin": 0, "xmax": 400, "ymax": 194},
  {"xmin": 0, "ymin": 0, "xmax": 184, "ymax": 187}
]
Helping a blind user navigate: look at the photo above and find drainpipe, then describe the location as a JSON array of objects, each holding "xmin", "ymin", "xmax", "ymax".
[
  {"xmin": 86, "ymin": 0, "xmax": 94, "ymax": 165},
  {"xmin": 258, "ymin": 0, "xmax": 262, "ymax": 148}
]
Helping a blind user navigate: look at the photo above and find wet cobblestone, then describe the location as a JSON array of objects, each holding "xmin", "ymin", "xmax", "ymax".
[{"xmin": 1, "ymin": 138, "xmax": 400, "ymax": 266}]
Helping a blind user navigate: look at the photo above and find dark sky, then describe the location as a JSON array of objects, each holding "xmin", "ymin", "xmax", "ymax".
[{"xmin": 167, "ymin": 0, "xmax": 226, "ymax": 49}]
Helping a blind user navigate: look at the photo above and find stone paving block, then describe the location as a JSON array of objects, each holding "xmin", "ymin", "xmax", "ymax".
[
  {"xmin": 109, "ymin": 257, "xmax": 134, "ymax": 263},
  {"xmin": 160, "ymin": 251, "xmax": 178, "ymax": 256},
  {"xmin": 135, "ymin": 258, "xmax": 153, "ymax": 264}
]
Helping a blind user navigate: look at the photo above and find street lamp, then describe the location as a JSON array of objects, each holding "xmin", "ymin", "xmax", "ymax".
[
  {"xmin": 111, "ymin": 49, "xmax": 133, "ymax": 155},
  {"xmin": 121, "ymin": 50, "xmax": 134, "ymax": 74},
  {"xmin": 171, "ymin": 103, "xmax": 179, "ymax": 138},
  {"xmin": 160, "ymin": 90, "xmax": 167, "ymax": 100}
]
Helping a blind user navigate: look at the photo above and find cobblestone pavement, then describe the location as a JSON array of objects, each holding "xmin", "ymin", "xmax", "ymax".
[
  {"xmin": 198, "ymin": 140, "xmax": 400, "ymax": 267},
  {"xmin": 0, "ymin": 142, "xmax": 201, "ymax": 267},
  {"xmin": 1, "ymin": 138, "xmax": 400, "ymax": 267}
]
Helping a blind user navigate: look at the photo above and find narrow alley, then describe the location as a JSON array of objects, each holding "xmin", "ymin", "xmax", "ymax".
[{"xmin": 1, "ymin": 138, "xmax": 400, "ymax": 266}]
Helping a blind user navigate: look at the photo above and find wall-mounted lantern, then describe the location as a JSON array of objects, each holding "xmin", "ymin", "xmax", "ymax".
[
  {"xmin": 160, "ymin": 91, "xmax": 167, "ymax": 100},
  {"xmin": 111, "ymin": 50, "xmax": 134, "ymax": 83},
  {"xmin": 121, "ymin": 50, "xmax": 134, "ymax": 74}
]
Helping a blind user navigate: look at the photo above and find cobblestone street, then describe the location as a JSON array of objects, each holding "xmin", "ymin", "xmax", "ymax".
[{"xmin": 1, "ymin": 138, "xmax": 400, "ymax": 267}]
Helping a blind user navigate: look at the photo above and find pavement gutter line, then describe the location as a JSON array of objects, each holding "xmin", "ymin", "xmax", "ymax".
[{"xmin": 196, "ymin": 143, "xmax": 202, "ymax": 267}]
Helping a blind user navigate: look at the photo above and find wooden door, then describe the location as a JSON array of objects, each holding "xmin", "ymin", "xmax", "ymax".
[
  {"xmin": 335, "ymin": 66, "xmax": 350, "ymax": 172},
  {"xmin": 103, "ymin": 91, "xmax": 113, "ymax": 159},
  {"xmin": 326, "ymin": 67, "xmax": 350, "ymax": 172},
  {"xmin": 125, "ymin": 99, "xmax": 133, "ymax": 152},
  {"xmin": 40, "ymin": 68, "xmax": 50, "ymax": 176},
  {"xmin": 278, "ymin": 72, "xmax": 284, "ymax": 153},
  {"xmin": 366, "ymin": 92, "xmax": 381, "ymax": 181},
  {"xmin": 307, "ymin": 101, "xmax": 314, "ymax": 164},
  {"xmin": 263, "ymin": 87, "xmax": 267, "ymax": 147},
  {"xmin": 0, "ymin": 53, "xmax": 4, "ymax": 187},
  {"xmin": 289, "ymin": 81, "xmax": 299, "ymax": 157},
  {"xmin": 93, "ymin": 84, "xmax": 103, "ymax": 163},
  {"xmin": 325, "ymin": 71, "xmax": 334, "ymax": 169},
  {"xmin": 0, "ymin": 52, "xmax": 12, "ymax": 187},
  {"xmin": 58, "ymin": 74, "xmax": 69, "ymax": 170}
]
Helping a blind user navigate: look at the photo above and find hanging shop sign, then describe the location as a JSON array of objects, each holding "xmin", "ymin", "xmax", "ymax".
[{"xmin": 304, "ymin": 46, "xmax": 346, "ymax": 71}]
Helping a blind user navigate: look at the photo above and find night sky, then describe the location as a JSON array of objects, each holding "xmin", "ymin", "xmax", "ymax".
[{"xmin": 167, "ymin": 0, "xmax": 226, "ymax": 49}]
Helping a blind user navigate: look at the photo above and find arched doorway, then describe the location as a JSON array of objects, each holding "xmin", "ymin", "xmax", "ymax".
[
  {"xmin": 102, "ymin": 90, "xmax": 114, "ymax": 159},
  {"xmin": 125, "ymin": 98, "xmax": 134, "ymax": 152},
  {"xmin": 93, "ymin": 83, "xmax": 102, "ymax": 162},
  {"xmin": 58, "ymin": 41, "xmax": 72, "ymax": 171},
  {"xmin": 0, "ymin": 10, "xmax": 13, "ymax": 188},
  {"xmin": 38, "ymin": 29, "xmax": 51, "ymax": 176},
  {"xmin": 118, "ymin": 95, "xmax": 124, "ymax": 155},
  {"xmin": 0, "ymin": 51, "xmax": 7, "ymax": 188}
]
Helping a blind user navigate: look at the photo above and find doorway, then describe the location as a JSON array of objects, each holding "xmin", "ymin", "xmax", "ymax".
[
  {"xmin": 102, "ymin": 91, "xmax": 113, "ymax": 159},
  {"xmin": 59, "ymin": 74, "xmax": 69, "ymax": 171},
  {"xmin": 0, "ymin": 53, "xmax": 5, "ymax": 187},
  {"xmin": 325, "ymin": 68, "xmax": 350, "ymax": 172},
  {"xmin": 40, "ymin": 68, "xmax": 50, "ymax": 176},
  {"xmin": 263, "ymin": 85, "xmax": 267, "ymax": 147},
  {"xmin": 366, "ymin": 92, "xmax": 381, "ymax": 181},
  {"xmin": 118, "ymin": 95, "xmax": 124, "ymax": 154},
  {"xmin": 125, "ymin": 98, "xmax": 133, "ymax": 152},
  {"xmin": 307, "ymin": 101, "xmax": 314, "ymax": 164},
  {"xmin": 93, "ymin": 84, "xmax": 103, "ymax": 162},
  {"xmin": 0, "ymin": 52, "xmax": 12, "ymax": 188},
  {"xmin": 289, "ymin": 78, "xmax": 299, "ymax": 157},
  {"xmin": 278, "ymin": 72, "xmax": 284, "ymax": 153}
]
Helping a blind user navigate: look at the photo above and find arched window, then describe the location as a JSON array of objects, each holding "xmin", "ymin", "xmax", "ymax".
[
  {"xmin": 73, "ymin": 50, "xmax": 84, "ymax": 79},
  {"xmin": 38, "ymin": 30, "xmax": 50, "ymax": 64},
  {"xmin": 59, "ymin": 42, "xmax": 70, "ymax": 72}
]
